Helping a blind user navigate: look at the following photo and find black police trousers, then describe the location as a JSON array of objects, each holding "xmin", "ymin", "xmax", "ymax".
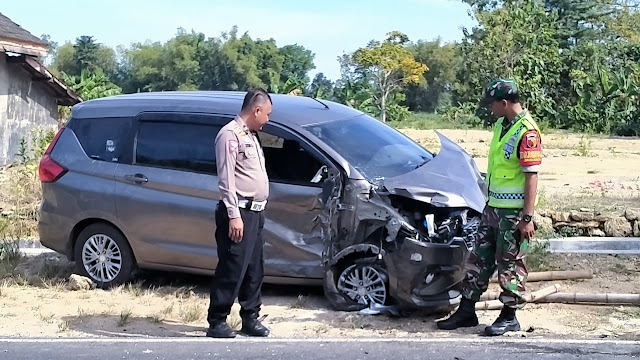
[{"xmin": 207, "ymin": 201, "xmax": 265, "ymax": 326}]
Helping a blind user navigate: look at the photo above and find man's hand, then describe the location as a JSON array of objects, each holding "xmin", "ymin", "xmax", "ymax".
[
  {"xmin": 516, "ymin": 220, "xmax": 535, "ymax": 240},
  {"xmin": 229, "ymin": 217, "xmax": 244, "ymax": 243}
]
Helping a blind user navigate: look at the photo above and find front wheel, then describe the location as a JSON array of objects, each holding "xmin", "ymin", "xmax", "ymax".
[
  {"xmin": 74, "ymin": 223, "xmax": 135, "ymax": 288},
  {"xmin": 336, "ymin": 263, "xmax": 388, "ymax": 307}
]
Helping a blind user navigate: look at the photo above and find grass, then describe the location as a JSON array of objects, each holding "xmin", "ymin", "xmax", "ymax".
[
  {"xmin": 77, "ymin": 307, "xmax": 90, "ymax": 318},
  {"xmin": 538, "ymin": 193, "xmax": 639, "ymax": 214},
  {"xmin": 289, "ymin": 294, "xmax": 308, "ymax": 309},
  {"xmin": 172, "ymin": 285, "xmax": 197, "ymax": 299},
  {"xmin": 179, "ymin": 303, "xmax": 203, "ymax": 323},
  {"xmin": 148, "ymin": 314, "xmax": 165, "ymax": 324},
  {"xmin": 348, "ymin": 315, "xmax": 372, "ymax": 330},
  {"xmin": 161, "ymin": 303, "xmax": 174, "ymax": 317},
  {"xmin": 314, "ymin": 323, "xmax": 330, "ymax": 334},
  {"xmin": 126, "ymin": 281, "xmax": 144, "ymax": 297},
  {"xmin": 0, "ymin": 239, "xmax": 22, "ymax": 277},
  {"xmin": 227, "ymin": 312, "xmax": 242, "ymax": 329},
  {"xmin": 573, "ymin": 136, "xmax": 593, "ymax": 157},
  {"xmin": 389, "ymin": 112, "xmax": 478, "ymax": 130},
  {"xmin": 527, "ymin": 240, "xmax": 560, "ymax": 272},
  {"xmin": 609, "ymin": 263, "xmax": 633, "ymax": 276},
  {"xmin": 39, "ymin": 312, "xmax": 55, "ymax": 324},
  {"xmin": 58, "ymin": 321, "xmax": 71, "ymax": 332},
  {"xmin": 118, "ymin": 309, "xmax": 132, "ymax": 327}
]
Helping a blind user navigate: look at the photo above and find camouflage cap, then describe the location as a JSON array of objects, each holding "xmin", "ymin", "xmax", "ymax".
[{"xmin": 480, "ymin": 78, "xmax": 518, "ymax": 107}]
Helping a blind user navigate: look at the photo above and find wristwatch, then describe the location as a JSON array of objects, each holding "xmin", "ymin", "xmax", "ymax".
[{"xmin": 522, "ymin": 214, "xmax": 533, "ymax": 223}]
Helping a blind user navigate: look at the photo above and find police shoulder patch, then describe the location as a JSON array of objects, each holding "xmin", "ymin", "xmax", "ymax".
[{"xmin": 519, "ymin": 130, "xmax": 542, "ymax": 166}]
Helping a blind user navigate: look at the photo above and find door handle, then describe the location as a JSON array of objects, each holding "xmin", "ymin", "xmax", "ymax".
[{"xmin": 123, "ymin": 173, "xmax": 148, "ymax": 184}]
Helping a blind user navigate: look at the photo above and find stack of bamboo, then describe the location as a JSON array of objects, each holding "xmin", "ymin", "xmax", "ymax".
[{"xmin": 476, "ymin": 270, "xmax": 640, "ymax": 310}]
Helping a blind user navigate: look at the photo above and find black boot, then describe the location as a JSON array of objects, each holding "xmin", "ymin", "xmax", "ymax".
[
  {"xmin": 436, "ymin": 297, "xmax": 479, "ymax": 330},
  {"xmin": 241, "ymin": 315, "xmax": 270, "ymax": 337},
  {"xmin": 206, "ymin": 321, "xmax": 237, "ymax": 338},
  {"xmin": 485, "ymin": 306, "xmax": 520, "ymax": 336}
]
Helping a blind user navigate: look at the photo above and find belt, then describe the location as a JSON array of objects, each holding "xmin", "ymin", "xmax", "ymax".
[{"xmin": 238, "ymin": 199, "xmax": 267, "ymax": 212}]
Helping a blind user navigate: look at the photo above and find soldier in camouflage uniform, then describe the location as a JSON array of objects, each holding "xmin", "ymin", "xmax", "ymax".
[{"xmin": 437, "ymin": 79, "xmax": 542, "ymax": 336}]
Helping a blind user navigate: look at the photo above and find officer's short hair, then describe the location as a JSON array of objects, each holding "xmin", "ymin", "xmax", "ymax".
[{"xmin": 242, "ymin": 88, "xmax": 272, "ymax": 111}]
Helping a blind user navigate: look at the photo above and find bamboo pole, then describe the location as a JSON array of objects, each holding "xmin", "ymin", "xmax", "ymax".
[
  {"xmin": 490, "ymin": 270, "xmax": 593, "ymax": 283},
  {"xmin": 476, "ymin": 284, "xmax": 562, "ymax": 310},
  {"xmin": 536, "ymin": 293, "xmax": 640, "ymax": 305}
]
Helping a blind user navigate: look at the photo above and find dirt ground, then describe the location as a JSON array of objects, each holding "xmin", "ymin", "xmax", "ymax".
[
  {"xmin": 1, "ymin": 129, "xmax": 639, "ymax": 340},
  {"xmin": 0, "ymin": 253, "xmax": 639, "ymax": 340},
  {"xmin": 401, "ymin": 129, "xmax": 640, "ymax": 207}
]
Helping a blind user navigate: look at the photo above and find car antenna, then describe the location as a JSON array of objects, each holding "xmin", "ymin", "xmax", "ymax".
[{"xmin": 311, "ymin": 97, "xmax": 329, "ymax": 109}]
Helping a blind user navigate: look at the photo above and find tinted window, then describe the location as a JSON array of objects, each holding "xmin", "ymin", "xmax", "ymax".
[
  {"xmin": 135, "ymin": 122, "xmax": 221, "ymax": 174},
  {"xmin": 69, "ymin": 117, "xmax": 133, "ymax": 163},
  {"xmin": 258, "ymin": 126, "xmax": 325, "ymax": 186}
]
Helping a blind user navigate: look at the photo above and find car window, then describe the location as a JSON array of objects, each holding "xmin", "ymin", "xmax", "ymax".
[
  {"xmin": 135, "ymin": 121, "xmax": 221, "ymax": 175},
  {"xmin": 305, "ymin": 115, "xmax": 433, "ymax": 184},
  {"xmin": 258, "ymin": 126, "xmax": 326, "ymax": 186},
  {"xmin": 68, "ymin": 117, "xmax": 133, "ymax": 163}
]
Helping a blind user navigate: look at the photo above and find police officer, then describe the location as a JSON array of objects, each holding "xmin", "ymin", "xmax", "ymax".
[
  {"xmin": 206, "ymin": 88, "xmax": 272, "ymax": 338},
  {"xmin": 437, "ymin": 79, "xmax": 542, "ymax": 336}
]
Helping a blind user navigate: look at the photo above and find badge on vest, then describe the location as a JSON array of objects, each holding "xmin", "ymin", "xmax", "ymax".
[{"xmin": 503, "ymin": 135, "xmax": 517, "ymax": 159}]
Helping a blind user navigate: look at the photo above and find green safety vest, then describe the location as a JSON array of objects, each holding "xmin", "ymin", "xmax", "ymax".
[{"xmin": 486, "ymin": 110, "xmax": 540, "ymax": 209}]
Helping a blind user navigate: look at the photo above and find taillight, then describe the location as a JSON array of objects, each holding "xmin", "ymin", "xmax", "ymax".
[{"xmin": 39, "ymin": 128, "xmax": 67, "ymax": 182}]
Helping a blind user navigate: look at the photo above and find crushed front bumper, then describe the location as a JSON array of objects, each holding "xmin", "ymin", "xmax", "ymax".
[{"xmin": 385, "ymin": 236, "xmax": 471, "ymax": 308}]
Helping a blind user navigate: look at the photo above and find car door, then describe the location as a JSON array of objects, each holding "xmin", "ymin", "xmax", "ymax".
[
  {"xmin": 258, "ymin": 123, "xmax": 342, "ymax": 280},
  {"xmin": 114, "ymin": 112, "xmax": 229, "ymax": 271}
]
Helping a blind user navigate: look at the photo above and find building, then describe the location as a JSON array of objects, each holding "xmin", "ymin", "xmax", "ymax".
[{"xmin": 0, "ymin": 12, "xmax": 80, "ymax": 165}]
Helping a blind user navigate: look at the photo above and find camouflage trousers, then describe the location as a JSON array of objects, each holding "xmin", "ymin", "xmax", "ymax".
[{"xmin": 460, "ymin": 206, "xmax": 529, "ymax": 308}]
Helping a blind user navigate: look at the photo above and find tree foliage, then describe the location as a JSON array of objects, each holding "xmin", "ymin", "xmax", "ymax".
[
  {"xmin": 344, "ymin": 32, "xmax": 428, "ymax": 122},
  {"xmin": 62, "ymin": 69, "xmax": 122, "ymax": 101},
  {"xmin": 45, "ymin": 10, "xmax": 640, "ymax": 134},
  {"xmin": 450, "ymin": 0, "xmax": 640, "ymax": 135}
]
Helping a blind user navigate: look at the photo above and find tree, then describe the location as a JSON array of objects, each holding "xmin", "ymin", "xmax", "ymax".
[
  {"xmin": 348, "ymin": 32, "xmax": 428, "ymax": 122},
  {"xmin": 218, "ymin": 27, "xmax": 284, "ymax": 91},
  {"xmin": 50, "ymin": 42, "xmax": 75, "ymax": 78},
  {"xmin": 455, "ymin": 0, "xmax": 561, "ymax": 124},
  {"xmin": 163, "ymin": 28, "xmax": 205, "ymax": 90},
  {"xmin": 307, "ymin": 72, "xmax": 334, "ymax": 99},
  {"xmin": 95, "ymin": 45, "xmax": 119, "ymax": 82},
  {"xmin": 118, "ymin": 41, "xmax": 165, "ymax": 92},
  {"xmin": 280, "ymin": 44, "xmax": 316, "ymax": 87},
  {"xmin": 39, "ymin": 34, "xmax": 58, "ymax": 66},
  {"xmin": 73, "ymin": 36, "xmax": 100, "ymax": 74},
  {"xmin": 406, "ymin": 38, "xmax": 461, "ymax": 112},
  {"xmin": 62, "ymin": 69, "xmax": 122, "ymax": 101}
]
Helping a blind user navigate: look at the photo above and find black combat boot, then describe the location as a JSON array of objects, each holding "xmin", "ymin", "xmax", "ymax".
[
  {"xmin": 485, "ymin": 306, "xmax": 520, "ymax": 336},
  {"xmin": 241, "ymin": 315, "xmax": 270, "ymax": 337},
  {"xmin": 436, "ymin": 297, "xmax": 479, "ymax": 330},
  {"xmin": 206, "ymin": 321, "xmax": 237, "ymax": 338}
]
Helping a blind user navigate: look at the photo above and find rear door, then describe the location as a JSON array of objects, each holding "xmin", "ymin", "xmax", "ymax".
[{"xmin": 114, "ymin": 112, "xmax": 228, "ymax": 270}]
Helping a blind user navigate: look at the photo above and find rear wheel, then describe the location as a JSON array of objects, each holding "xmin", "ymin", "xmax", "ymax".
[{"xmin": 74, "ymin": 223, "xmax": 135, "ymax": 288}]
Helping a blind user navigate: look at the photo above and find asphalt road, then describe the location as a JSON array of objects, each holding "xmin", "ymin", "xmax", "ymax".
[{"xmin": 1, "ymin": 337, "xmax": 639, "ymax": 360}]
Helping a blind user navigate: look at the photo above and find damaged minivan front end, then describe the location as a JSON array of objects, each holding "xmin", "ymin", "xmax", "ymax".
[{"xmin": 321, "ymin": 132, "xmax": 487, "ymax": 311}]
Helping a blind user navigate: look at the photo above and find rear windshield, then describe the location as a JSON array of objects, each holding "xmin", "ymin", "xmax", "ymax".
[{"xmin": 304, "ymin": 115, "xmax": 433, "ymax": 183}]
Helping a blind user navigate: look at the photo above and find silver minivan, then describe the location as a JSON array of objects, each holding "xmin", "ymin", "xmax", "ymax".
[{"xmin": 39, "ymin": 91, "xmax": 486, "ymax": 311}]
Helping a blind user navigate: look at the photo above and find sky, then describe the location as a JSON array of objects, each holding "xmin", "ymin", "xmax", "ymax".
[{"xmin": 2, "ymin": 0, "xmax": 477, "ymax": 80}]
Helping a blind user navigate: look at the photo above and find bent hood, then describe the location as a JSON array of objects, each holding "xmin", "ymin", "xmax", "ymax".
[{"xmin": 383, "ymin": 132, "xmax": 487, "ymax": 213}]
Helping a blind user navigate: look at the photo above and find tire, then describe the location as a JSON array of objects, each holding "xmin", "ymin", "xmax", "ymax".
[
  {"xmin": 335, "ymin": 258, "xmax": 389, "ymax": 308},
  {"xmin": 74, "ymin": 223, "xmax": 135, "ymax": 288}
]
